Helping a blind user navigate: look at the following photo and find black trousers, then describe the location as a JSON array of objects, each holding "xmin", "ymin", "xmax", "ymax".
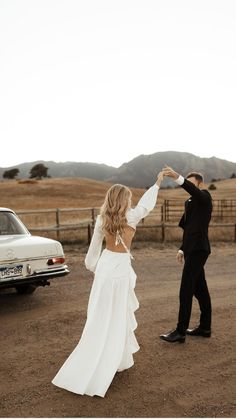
[{"xmin": 177, "ymin": 250, "xmax": 212, "ymax": 335}]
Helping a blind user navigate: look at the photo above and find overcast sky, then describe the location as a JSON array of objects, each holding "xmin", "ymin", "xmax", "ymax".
[{"xmin": 0, "ymin": 0, "xmax": 236, "ymax": 168}]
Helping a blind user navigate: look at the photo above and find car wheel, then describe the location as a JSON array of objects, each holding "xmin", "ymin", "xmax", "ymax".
[{"xmin": 15, "ymin": 284, "xmax": 37, "ymax": 294}]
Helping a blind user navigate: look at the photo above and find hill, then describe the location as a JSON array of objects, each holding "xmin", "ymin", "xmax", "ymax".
[
  {"xmin": 0, "ymin": 178, "xmax": 143, "ymax": 211},
  {"xmin": 0, "ymin": 151, "xmax": 236, "ymax": 188},
  {"xmin": 0, "ymin": 160, "xmax": 116, "ymax": 182},
  {"xmin": 107, "ymin": 151, "xmax": 236, "ymax": 187}
]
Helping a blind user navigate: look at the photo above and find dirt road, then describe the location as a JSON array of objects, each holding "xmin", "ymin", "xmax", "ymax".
[{"xmin": 0, "ymin": 243, "xmax": 235, "ymax": 418}]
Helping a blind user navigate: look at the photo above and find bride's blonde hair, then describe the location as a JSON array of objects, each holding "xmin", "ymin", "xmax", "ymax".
[{"xmin": 100, "ymin": 184, "xmax": 132, "ymax": 235}]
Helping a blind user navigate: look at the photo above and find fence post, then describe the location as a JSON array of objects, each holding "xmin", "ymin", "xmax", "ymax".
[
  {"xmin": 91, "ymin": 208, "xmax": 95, "ymax": 227},
  {"xmin": 161, "ymin": 204, "xmax": 164, "ymax": 222},
  {"xmin": 87, "ymin": 224, "xmax": 91, "ymax": 244},
  {"xmin": 163, "ymin": 200, "xmax": 167, "ymax": 222},
  {"xmin": 161, "ymin": 222, "xmax": 165, "ymax": 243},
  {"xmin": 56, "ymin": 208, "xmax": 60, "ymax": 241},
  {"xmin": 220, "ymin": 200, "xmax": 223, "ymax": 221}
]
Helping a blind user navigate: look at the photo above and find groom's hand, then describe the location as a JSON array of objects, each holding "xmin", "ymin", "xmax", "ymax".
[
  {"xmin": 162, "ymin": 166, "xmax": 179, "ymax": 180},
  {"xmin": 177, "ymin": 250, "xmax": 184, "ymax": 264}
]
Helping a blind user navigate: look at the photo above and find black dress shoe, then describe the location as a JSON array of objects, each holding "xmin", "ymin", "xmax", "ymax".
[
  {"xmin": 160, "ymin": 329, "xmax": 186, "ymax": 343},
  {"xmin": 186, "ymin": 326, "xmax": 211, "ymax": 337}
]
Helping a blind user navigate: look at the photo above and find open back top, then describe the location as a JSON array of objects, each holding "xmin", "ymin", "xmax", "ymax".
[
  {"xmin": 85, "ymin": 183, "xmax": 159, "ymax": 272},
  {"xmin": 105, "ymin": 226, "xmax": 135, "ymax": 253}
]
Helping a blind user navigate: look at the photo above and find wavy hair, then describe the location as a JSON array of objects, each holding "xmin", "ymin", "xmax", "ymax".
[{"xmin": 100, "ymin": 184, "xmax": 132, "ymax": 235}]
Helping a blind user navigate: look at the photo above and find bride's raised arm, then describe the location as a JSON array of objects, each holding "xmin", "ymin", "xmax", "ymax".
[{"xmin": 127, "ymin": 172, "xmax": 163, "ymax": 228}]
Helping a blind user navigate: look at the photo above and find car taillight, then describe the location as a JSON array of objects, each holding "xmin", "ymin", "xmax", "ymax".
[{"xmin": 47, "ymin": 257, "xmax": 65, "ymax": 266}]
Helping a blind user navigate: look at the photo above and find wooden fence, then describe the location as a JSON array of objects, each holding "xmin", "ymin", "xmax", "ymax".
[
  {"xmin": 16, "ymin": 199, "xmax": 236, "ymax": 244},
  {"xmin": 163, "ymin": 199, "xmax": 236, "ymax": 223}
]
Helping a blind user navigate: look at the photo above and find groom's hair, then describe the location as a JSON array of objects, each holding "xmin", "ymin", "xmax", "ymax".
[{"xmin": 186, "ymin": 172, "xmax": 204, "ymax": 183}]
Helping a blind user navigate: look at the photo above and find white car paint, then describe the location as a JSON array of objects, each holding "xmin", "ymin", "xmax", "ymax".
[{"xmin": 0, "ymin": 208, "xmax": 69, "ymax": 292}]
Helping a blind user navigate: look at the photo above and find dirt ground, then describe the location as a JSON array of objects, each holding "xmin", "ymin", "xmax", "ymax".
[{"xmin": 0, "ymin": 243, "xmax": 235, "ymax": 418}]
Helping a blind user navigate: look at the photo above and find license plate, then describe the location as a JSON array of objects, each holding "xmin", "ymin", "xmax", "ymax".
[{"xmin": 0, "ymin": 264, "xmax": 23, "ymax": 279}]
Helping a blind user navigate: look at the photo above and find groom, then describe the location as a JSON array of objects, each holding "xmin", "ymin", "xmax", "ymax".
[{"xmin": 160, "ymin": 166, "xmax": 212, "ymax": 343}]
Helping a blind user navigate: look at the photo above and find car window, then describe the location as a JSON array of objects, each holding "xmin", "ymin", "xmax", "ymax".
[{"xmin": 0, "ymin": 212, "xmax": 29, "ymax": 235}]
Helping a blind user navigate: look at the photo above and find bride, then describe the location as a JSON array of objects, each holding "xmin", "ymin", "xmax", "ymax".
[{"xmin": 52, "ymin": 171, "xmax": 163, "ymax": 397}]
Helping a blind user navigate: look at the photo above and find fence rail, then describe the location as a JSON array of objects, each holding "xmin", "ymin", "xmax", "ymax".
[{"xmin": 16, "ymin": 199, "xmax": 236, "ymax": 244}]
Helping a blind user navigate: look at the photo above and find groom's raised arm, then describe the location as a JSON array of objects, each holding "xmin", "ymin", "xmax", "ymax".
[
  {"xmin": 175, "ymin": 176, "xmax": 211, "ymax": 204},
  {"xmin": 162, "ymin": 166, "xmax": 210, "ymax": 204}
]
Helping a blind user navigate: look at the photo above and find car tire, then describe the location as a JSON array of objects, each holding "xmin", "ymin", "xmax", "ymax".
[{"xmin": 15, "ymin": 284, "xmax": 37, "ymax": 294}]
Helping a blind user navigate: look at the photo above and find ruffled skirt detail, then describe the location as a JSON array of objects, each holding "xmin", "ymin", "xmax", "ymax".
[{"xmin": 52, "ymin": 249, "xmax": 139, "ymax": 397}]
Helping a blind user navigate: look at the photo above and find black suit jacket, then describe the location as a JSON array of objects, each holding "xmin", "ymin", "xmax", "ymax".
[{"xmin": 178, "ymin": 179, "xmax": 212, "ymax": 254}]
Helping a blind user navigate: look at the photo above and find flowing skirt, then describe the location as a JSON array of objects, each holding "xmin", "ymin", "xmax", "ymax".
[{"xmin": 51, "ymin": 249, "xmax": 140, "ymax": 397}]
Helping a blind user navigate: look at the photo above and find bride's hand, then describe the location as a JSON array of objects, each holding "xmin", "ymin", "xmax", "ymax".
[{"xmin": 156, "ymin": 171, "xmax": 164, "ymax": 187}]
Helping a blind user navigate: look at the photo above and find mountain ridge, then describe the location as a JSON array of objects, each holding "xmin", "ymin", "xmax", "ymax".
[{"xmin": 1, "ymin": 151, "xmax": 236, "ymax": 188}]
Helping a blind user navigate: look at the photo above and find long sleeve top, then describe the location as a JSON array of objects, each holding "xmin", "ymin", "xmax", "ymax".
[{"xmin": 85, "ymin": 183, "xmax": 159, "ymax": 272}]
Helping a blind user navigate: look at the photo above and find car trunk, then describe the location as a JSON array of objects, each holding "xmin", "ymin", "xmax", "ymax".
[{"xmin": 0, "ymin": 235, "xmax": 63, "ymax": 262}]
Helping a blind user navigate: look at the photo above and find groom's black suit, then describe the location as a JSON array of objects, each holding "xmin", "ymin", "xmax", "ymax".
[{"xmin": 177, "ymin": 179, "xmax": 213, "ymax": 334}]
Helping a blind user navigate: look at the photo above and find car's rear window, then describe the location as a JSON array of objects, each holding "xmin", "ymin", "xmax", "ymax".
[{"xmin": 0, "ymin": 212, "xmax": 28, "ymax": 235}]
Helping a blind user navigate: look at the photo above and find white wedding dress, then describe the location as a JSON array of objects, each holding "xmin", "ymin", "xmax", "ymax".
[{"xmin": 52, "ymin": 183, "xmax": 159, "ymax": 397}]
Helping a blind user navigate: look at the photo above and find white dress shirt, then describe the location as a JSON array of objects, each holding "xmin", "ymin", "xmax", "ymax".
[{"xmin": 175, "ymin": 175, "xmax": 185, "ymax": 186}]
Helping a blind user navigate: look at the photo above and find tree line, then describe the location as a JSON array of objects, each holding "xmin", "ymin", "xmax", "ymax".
[{"xmin": 2, "ymin": 164, "xmax": 49, "ymax": 180}]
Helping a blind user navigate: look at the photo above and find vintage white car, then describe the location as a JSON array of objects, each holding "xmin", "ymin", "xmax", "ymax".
[{"xmin": 0, "ymin": 207, "xmax": 69, "ymax": 294}]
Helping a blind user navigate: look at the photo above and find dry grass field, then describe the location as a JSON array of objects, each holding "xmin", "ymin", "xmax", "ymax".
[
  {"xmin": 0, "ymin": 178, "xmax": 117, "ymax": 210},
  {"xmin": 0, "ymin": 177, "xmax": 236, "ymax": 210},
  {"xmin": 0, "ymin": 177, "xmax": 235, "ymax": 243},
  {"xmin": 0, "ymin": 178, "xmax": 149, "ymax": 242},
  {"xmin": 0, "ymin": 174, "xmax": 233, "ymax": 255}
]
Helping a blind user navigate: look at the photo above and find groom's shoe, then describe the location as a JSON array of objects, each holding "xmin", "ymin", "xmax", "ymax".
[
  {"xmin": 186, "ymin": 326, "xmax": 211, "ymax": 337},
  {"xmin": 160, "ymin": 329, "xmax": 186, "ymax": 343}
]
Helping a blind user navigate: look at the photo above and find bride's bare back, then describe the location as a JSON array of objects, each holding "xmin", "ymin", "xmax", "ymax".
[{"xmin": 105, "ymin": 226, "xmax": 135, "ymax": 253}]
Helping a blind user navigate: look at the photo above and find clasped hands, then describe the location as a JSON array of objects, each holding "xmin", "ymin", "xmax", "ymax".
[
  {"xmin": 157, "ymin": 165, "xmax": 180, "ymax": 186},
  {"xmin": 162, "ymin": 165, "xmax": 179, "ymax": 180}
]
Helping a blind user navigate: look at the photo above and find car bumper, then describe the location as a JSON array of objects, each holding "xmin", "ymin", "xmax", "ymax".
[{"xmin": 0, "ymin": 265, "xmax": 70, "ymax": 289}]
